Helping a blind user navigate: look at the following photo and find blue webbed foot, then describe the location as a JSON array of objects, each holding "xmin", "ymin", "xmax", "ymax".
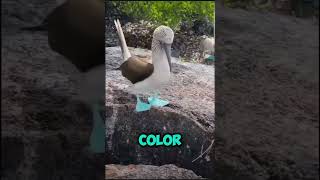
[
  {"xmin": 89, "ymin": 104, "xmax": 105, "ymax": 153},
  {"xmin": 205, "ymin": 55, "xmax": 215, "ymax": 62},
  {"xmin": 148, "ymin": 96, "xmax": 169, "ymax": 107},
  {"xmin": 136, "ymin": 96, "xmax": 152, "ymax": 112}
]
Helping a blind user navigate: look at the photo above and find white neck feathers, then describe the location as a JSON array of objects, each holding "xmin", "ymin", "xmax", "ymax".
[{"xmin": 151, "ymin": 39, "xmax": 170, "ymax": 74}]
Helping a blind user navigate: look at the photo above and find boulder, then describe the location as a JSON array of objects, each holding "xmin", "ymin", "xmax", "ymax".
[
  {"xmin": 1, "ymin": 1, "xmax": 106, "ymax": 179},
  {"xmin": 105, "ymin": 164, "xmax": 205, "ymax": 179},
  {"xmin": 214, "ymin": 2, "xmax": 319, "ymax": 180},
  {"xmin": 105, "ymin": 47, "xmax": 215, "ymax": 178}
]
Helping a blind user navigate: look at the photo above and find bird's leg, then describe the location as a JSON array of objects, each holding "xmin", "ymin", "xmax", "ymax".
[
  {"xmin": 135, "ymin": 95, "xmax": 152, "ymax": 112},
  {"xmin": 89, "ymin": 103, "xmax": 105, "ymax": 153},
  {"xmin": 148, "ymin": 92, "xmax": 169, "ymax": 107}
]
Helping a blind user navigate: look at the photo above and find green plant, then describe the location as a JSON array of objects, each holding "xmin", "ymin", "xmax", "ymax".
[{"xmin": 112, "ymin": 1, "xmax": 215, "ymax": 30}]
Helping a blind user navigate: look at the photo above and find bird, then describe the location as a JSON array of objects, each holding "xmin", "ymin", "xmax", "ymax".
[
  {"xmin": 22, "ymin": 0, "xmax": 106, "ymax": 153},
  {"xmin": 113, "ymin": 19, "xmax": 174, "ymax": 112},
  {"xmin": 200, "ymin": 36, "xmax": 215, "ymax": 62}
]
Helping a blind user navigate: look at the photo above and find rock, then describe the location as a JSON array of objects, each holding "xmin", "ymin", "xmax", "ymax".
[
  {"xmin": 1, "ymin": 137, "xmax": 25, "ymax": 180},
  {"xmin": 214, "ymin": 2, "xmax": 319, "ymax": 180},
  {"xmin": 273, "ymin": 0, "xmax": 292, "ymax": 15},
  {"xmin": 2, "ymin": 1, "xmax": 105, "ymax": 179},
  {"xmin": 1, "ymin": 31, "xmax": 106, "ymax": 180},
  {"xmin": 105, "ymin": 47, "xmax": 215, "ymax": 178},
  {"xmin": 192, "ymin": 18, "xmax": 215, "ymax": 36},
  {"xmin": 105, "ymin": 1, "xmax": 134, "ymax": 47},
  {"xmin": 105, "ymin": 164, "xmax": 205, "ymax": 179},
  {"xmin": 122, "ymin": 22, "xmax": 156, "ymax": 50},
  {"xmin": 1, "ymin": 0, "xmax": 58, "ymax": 35}
]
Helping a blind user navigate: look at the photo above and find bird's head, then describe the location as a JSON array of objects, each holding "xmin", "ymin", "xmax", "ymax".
[
  {"xmin": 153, "ymin": 25, "xmax": 174, "ymax": 44},
  {"xmin": 152, "ymin": 26, "xmax": 174, "ymax": 72}
]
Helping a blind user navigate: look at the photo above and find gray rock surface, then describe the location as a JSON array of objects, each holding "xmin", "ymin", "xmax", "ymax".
[
  {"xmin": 214, "ymin": 2, "xmax": 319, "ymax": 180},
  {"xmin": 105, "ymin": 47, "xmax": 215, "ymax": 178},
  {"xmin": 2, "ymin": 1, "xmax": 105, "ymax": 180},
  {"xmin": 105, "ymin": 164, "xmax": 205, "ymax": 179}
]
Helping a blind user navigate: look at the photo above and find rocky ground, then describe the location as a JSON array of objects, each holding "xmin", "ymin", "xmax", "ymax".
[
  {"xmin": 2, "ymin": 0, "xmax": 106, "ymax": 180},
  {"xmin": 105, "ymin": 164, "xmax": 205, "ymax": 179},
  {"xmin": 213, "ymin": 2, "xmax": 318, "ymax": 180}
]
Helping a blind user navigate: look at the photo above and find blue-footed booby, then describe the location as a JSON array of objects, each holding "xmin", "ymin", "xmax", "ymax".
[
  {"xmin": 23, "ymin": 0, "xmax": 105, "ymax": 153},
  {"xmin": 200, "ymin": 36, "xmax": 215, "ymax": 62},
  {"xmin": 113, "ymin": 19, "xmax": 174, "ymax": 112}
]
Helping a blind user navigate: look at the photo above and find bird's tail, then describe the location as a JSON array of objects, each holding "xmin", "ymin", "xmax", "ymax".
[{"xmin": 114, "ymin": 19, "xmax": 131, "ymax": 61}]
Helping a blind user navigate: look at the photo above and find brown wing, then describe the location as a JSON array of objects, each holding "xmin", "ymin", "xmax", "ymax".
[
  {"xmin": 119, "ymin": 56, "xmax": 154, "ymax": 84},
  {"xmin": 135, "ymin": 54, "xmax": 152, "ymax": 63}
]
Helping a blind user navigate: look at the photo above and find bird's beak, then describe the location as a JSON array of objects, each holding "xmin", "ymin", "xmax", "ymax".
[{"xmin": 162, "ymin": 43, "xmax": 172, "ymax": 72}]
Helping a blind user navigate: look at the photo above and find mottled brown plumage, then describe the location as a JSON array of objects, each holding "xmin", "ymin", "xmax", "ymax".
[
  {"xmin": 119, "ymin": 56, "xmax": 154, "ymax": 84},
  {"xmin": 114, "ymin": 19, "xmax": 156, "ymax": 84}
]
